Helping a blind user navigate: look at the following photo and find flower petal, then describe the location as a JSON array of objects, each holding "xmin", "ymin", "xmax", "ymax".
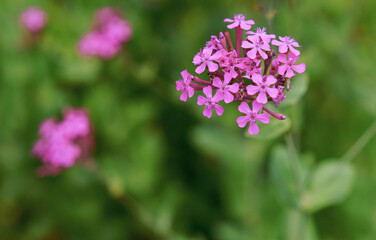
[
  {"xmin": 279, "ymin": 44, "xmax": 288, "ymax": 53},
  {"xmin": 277, "ymin": 53, "xmax": 287, "ymax": 63},
  {"xmin": 227, "ymin": 21, "xmax": 239, "ymax": 29},
  {"xmin": 252, "ymin": 74, "xmax": 263, "ymax": 85},
  {"xmin": 176, "ymin": 80, "xmax": 183, "ymax": 91},
  {"xmin": 256, "ymin": 91, "xmax": 268, "ymax": 104},
  {"xmin": 223, "ymin": 91, "xmax": 234, "ymax": 103},
  {"xmin": 289, "ymin": 46, "xmax": 300, "ymax": 56},
  {"xmin": 266, "ymin": 87, "xmax": 279, "ymax": 98},
  {"xmin": 271, "ymin": 39, "xmax": 282, "ymax": 46},
  {"xmin": 265, "ymin": 75, "xmax": 277, "ymax": 85},
  {"xmin": 241, "ymin": 40, "xmax": 253, "ymax": 49},
  {"xmin": 187, "ymin": 86, "xmax": 195, "ymax": 98},
  {"xmin": 202, "ymin": 86, "xmax": 212, "ymax": 98},
  {"xmin": 213, "ymin": 104, "xmax": 224, "ymax": 116},
  {"xmin": 238, "ymin": 102, "xmax": 251, "ymax": 114},
  {"xmin": 203, "ymin": 105, "xmax": 213, "ymax": 118},
  {"xmin": 248, "ymin": 122, "xmax": 259, "ymax": 135},
  {"xmin": 255, "ymin": 113, "xmax": 270, "ymax": 124},
  {"xmin": 212, "ymin": 77, "xmax": 223, "ymax": 88},
  {"xmin": 292, "ymin": 63, "xmax": 306, "ymax": 73},
  {"xmin": 278, "ymin": 64, "xmax": 288, "ymax": 76},
  {"xmin": 195, "ymin": 63, "xmax": 206, "ymax": 74},
  {"xmin": 252, "ymin": 100, "xmax": 263, "ymax": 113},
  {"xmin": 285, "ymin": 68, "xmax": 296, "ymax": 78},
  {"xmin": 236, "ymin": 116, "xmax": 250, "ymax": 128},
  {"xmin": 207, "ymin": 61, "xmax": 218, "ymax": 72},
  {"xmin": 227, "ymin": 83, "xmax": 239, "ymax": 93},
  {"xmin": 246, "ymin": 84, "xmax": 260, "ymax": 95},
  {"xmin": 180, "ymin": 90, "xmax": 188, "ymax": 102},
  {"xmin": 197, "ymin": 95, "xmax": 207, "ymax": 105}
]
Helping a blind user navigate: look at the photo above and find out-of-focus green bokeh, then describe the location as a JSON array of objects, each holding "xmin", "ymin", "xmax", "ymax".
[{"xmin": 0, "ymin": 0, "xmax": 375, "ymax": 239}]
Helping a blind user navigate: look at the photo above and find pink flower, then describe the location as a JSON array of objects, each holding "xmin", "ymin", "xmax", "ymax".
[
  {"xmin": 219, "ymin": 50, "xmax": 239, "ymax": 78},
  {"xmin": 247, "ymin": 74, "xmax": 278, "ymax": 104},
  {"xmin": 213, "ymin": 73, "xmax": 239, "ymax": 103},
  {"xmin": 32, "ymin": 108, "xmax": 93, "ymax": 177},
  {"xmin": 197, "ymin": 86, "xmax": 224, "ymax": 118},
  {"xmin": 78, "ymin": 7, "xmax": 132, "ymax": 59},
  {"xmin": 78, "ymin": 32, "xmax": 121, "ymax": 59},
  {"xmin": 269, "ymin": 59, "xmax": 280, "ymax": 75},
  {"xmin": 236, "ymin": 101, "xmax": 270, "ymax": 135},
  {"xmin": 224, "ymin": 14, "xmax": 255, "ymax": 30},
  {"xmin": 193, "ymin": 48, "xmax": 223, "ymax": 74},
  {"xmin": 103, "ymin": 19, "xmax": 133, "ymax": 43},
  {"xmin": 246, "ymin": 27, "xmax": 275, "ymax": 44},
  {"xmin": 176, "ymin": 70, "xmax": 195, "ymax": 102},
  {"xmin": 20, "ymin": 7, "xmax": 47, "ymax": 34},
  {"xmin": 271, "ymin": 36, "xmax": 301, "ymax": 55},
  {"xmin": 242, "ymin": 38, "xmax": 270, "ymax": 59},
  {"xmin": 277, "ymin": 52, "xmax": 306, "ymax": 78},
  {"xmin": 206, "ymin": 36, "xmax": 223, "ymax": 51},
  {"xmin": 272, "ymin": 86, "xmax": 286, "ymax": 107}
]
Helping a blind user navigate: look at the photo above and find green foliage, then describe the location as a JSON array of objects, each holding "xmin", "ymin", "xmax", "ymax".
[
  {"xmin": 300, "ymin": 160, "xmax": 354, "ymax": 212},
  {"xmin": 0, "ymin": 0, "xmax": 376, "ymax": 239}
]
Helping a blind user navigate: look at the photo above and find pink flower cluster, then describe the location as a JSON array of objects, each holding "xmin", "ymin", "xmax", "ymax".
[
  {"xmin": 32, "ymin": 108, "xmax": 93, "ymax": 177},
  {"xmin": 19, "ymin": 7, "xmax": 47, "ymax": 34},
  {"xmin": 176, "ymin": 14, "xmax": 306, "ymax": 135},
  {"xmin": 78, "ymin": 7, "xmax": 132, "ymax": 59}
]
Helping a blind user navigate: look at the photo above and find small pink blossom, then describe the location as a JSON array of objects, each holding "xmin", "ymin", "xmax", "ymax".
[
  {"xmin": 272, "ymin": 86, "xmax": 286, "ymax": 107},
  {"xmin": 224, "ymin": 14, "xmax": 255, "ymax": 30},
  {"xmin": 32, "ymin": 108, "xmax": 93, "ymax": 177},
  {"xmin": 272, "ymin": 36, "xmax": 301, "ymax": 55},
  {"xmin": 193, "ymin": 48, "xmax": 223, "ymax": 74},
  {"xmin": 20, "ymin": 7, "xmax": 47, "ymax": 34},
  {"xmin": 278, "ymin": 52, "xmax": 306, "ymax": 78},
  {"xmin": 78, "ymin": 7, "xmax": 132, "ymax": 59},
  {"xmin": 213, "ymin": 73, "xmax": 239, "ymax": 103},
  {"xmin": 219, "ymin": 50, "xmax": 239, "ymax": 78},
  {"xmin": 269, "ymin": 59, "xmax": 280, "ymax": 75},
  {"xmin": 206, "ymin": 36, "xmax": 223, "ymax": 51},
  {"xmin": 197, "ymin": 86, "xmax": 224, "ymax": 118},
  {"xmin": 246, "ymin": 27, "xmax": 275, "ymax": 44},
  {"xmin": 242, "ymin": 38, "xmax": 270, "ymax": 59},
  {"xmin": 247, "ymin": 74, "xmax": 278, "ymax": 104},
  {"xmin": 176, "ymin": 70, "xmax": 195, "ymax": 102},
  {"xmin": 236, "ymin": 101, "xmax": 270, "ymax": 135}
]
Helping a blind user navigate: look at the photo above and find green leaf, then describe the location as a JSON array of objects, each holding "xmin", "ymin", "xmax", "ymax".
[
  {"xmin": 286, "ymin": 209, "xmax": 318, "ymax": 240},
  {"xmin": 191, "ymin": 124, "xmax": 248, "ymax": 161},
  {"xmin": 270, "ymin": 145, "xmax": 300, "ymax": 206},
  {"xmin": 300, "ymin": 160, "xmax": 354, "ymax": 212},
  {"xmin": 246, "ymin": 118, "xmax": 291, "ymax": 140},
  {"xmin": 283, "ymin": 74, "xmax": 309, "ymax": 106}
]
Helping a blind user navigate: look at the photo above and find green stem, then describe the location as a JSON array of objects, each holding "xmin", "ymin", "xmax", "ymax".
[
  {"xmin": 285, "ymin": 133, "xmax": 304, "ymax": 195},
  {"xmin": 342, "ymin": 119, "xmax": 376, "ymax": 163}
]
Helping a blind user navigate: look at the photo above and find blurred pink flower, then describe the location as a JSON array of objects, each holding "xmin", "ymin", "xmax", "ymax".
[
  {"xmin": 20, "ymin": 7, "xmax": 47, "ymax": 34},
  {"xmin": 32, "ymin": 108, "xmax": 94, "ymax": 177},
  {"xmin": 78, "ymin": 7, "xmax": 132, "ymax": 59}
]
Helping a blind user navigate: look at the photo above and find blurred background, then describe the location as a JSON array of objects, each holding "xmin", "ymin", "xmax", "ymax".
[{"xmin": 0, "ymin": 0, "xmax": 376, "ymax": 239}]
